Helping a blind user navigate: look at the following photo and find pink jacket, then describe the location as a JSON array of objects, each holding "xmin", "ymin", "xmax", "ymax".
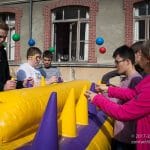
[{"xmin": 92, "ymin": 75, "xmax": 150, "ymax": 150}]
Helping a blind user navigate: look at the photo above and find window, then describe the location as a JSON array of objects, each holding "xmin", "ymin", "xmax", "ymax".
[
  {"xmin": 0, "ymin": 13, "xmax": 15, "ymax": 61},
  {"xmin": 133, "ymin": 1, "xmax": 150, "ymax": 42},
  {"xmin": 52, "ymin": 6, "xmax": 89, "ymax": 62}
]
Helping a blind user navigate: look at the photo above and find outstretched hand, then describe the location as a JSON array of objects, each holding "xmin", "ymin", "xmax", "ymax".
[
  {"xmin": 84, "ymin": 90, "xmax": 97, "ymax": 102},
  {"xmin": 95, "ymin": 84, "xmax": 108, "ymax": 93}
]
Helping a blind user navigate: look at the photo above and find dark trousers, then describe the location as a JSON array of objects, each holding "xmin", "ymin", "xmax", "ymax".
[{"xmin": 111, "ymin": 139, "xmax": 136, "ymax": 150}]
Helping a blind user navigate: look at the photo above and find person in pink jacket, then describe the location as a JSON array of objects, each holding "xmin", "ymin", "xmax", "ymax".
[{"xmin": 85, "ymin": 39, "xmax": 150, "ymax": 150}]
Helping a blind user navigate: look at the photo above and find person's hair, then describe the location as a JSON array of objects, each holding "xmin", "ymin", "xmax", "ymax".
[
  {"xmin": 0, "ymin": 21, "xmax": 9, "ymax": 31},
  {"xmin": 113, "ymin": 45, "xmax": 135, "ymax": 64},
  {"xmin": 43, "ymin": 50, "xmax": 53, "ymax": 60},
  {"xmin": 131, "ymin": 41, "xmax": 144, "ymax": 53},
  {"xmin": 141, "ymin": 39, "xmax": 150, "ymax": 59},
  {"xmin": 27, "ymin": 47, "xmax": 42, "ymax": 59}
]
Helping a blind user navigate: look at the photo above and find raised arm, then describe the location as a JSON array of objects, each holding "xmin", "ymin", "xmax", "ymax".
[{"xmin": 108, "ymin": 86, "xmax": 136, "ymax": 101}]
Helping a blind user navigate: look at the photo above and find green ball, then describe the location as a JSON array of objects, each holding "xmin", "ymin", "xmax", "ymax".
[
  {"xmin": 12, "ymin": 33, "xmax": 20, "ymax": 41},
  {"xmin": 49, "ymin": 47, "xmax": 55, "ymax": 53}
]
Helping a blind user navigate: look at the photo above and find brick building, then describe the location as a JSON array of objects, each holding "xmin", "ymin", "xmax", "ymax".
[{"xmin": 0, "ymin": 0, "xmax": 149, "ymax": 82}]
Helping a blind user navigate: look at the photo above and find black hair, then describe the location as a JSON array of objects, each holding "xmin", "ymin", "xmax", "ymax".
[
  {"xmin": 113, "ymin": 45, "xmax": 135, "ymax": 64},
  {"xmin": 43, "ymin": 50, "xmax": 53, "ymax": 59}
]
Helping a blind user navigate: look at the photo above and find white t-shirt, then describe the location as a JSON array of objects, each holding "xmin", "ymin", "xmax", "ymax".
[{"xmin": 17, "ymin": 63, "xmax": 42, "ymax": 86}]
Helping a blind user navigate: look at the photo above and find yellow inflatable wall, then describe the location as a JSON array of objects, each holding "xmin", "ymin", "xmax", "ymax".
[{"xmin": 0, "ymin": 80, "xmax": 91, "ymax": 147}]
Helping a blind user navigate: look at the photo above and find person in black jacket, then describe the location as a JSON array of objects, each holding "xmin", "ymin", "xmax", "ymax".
[{"xmin": 0, "ymin": 21, "xmax": 17, "ymax": 91}]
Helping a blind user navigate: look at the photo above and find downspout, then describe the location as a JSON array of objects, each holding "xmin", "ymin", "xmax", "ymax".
[{"xmin": 29, "ymin": 0, "xmax": 33, "ymax": 39}]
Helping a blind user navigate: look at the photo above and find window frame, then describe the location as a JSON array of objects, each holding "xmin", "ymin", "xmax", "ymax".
[
  {"xmin": 52, "ymin": 6, "xmax": 89, "ymax": 62},
  {"xmin": 0, "ymin": 12, "xmax": 15, "ymax": 61},
  {"xmin": 0, "ymin": 7, "xmax": 22, "ymax": 64},
  {"xmin": 43, "ymin": 0, "xmax": 98, "ymax": 63},
  {"xmin": 133, "ymin": 1, "xmax": 150, "ymax": 42}
]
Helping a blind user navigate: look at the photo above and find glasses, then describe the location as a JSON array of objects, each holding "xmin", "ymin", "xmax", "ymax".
[
  {"xmin": 30, "ymin": 55, "xmax": 41, "ymax": 61},
  {"xmin": 0, "ymin": 35, "xmax": 7, "ymax": 39},
  {"xmin": 114, "ymin": 59, "xmax": 125, "ymax": 65},
  {"xmin": 35, "ymin": 56, "xmax": 41, "ymax": 60}
]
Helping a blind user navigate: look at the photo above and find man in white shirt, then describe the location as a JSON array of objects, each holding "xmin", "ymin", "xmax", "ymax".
[{"xmin": 17, "ymin": 47, "xmax": 42, "ymax": 87}]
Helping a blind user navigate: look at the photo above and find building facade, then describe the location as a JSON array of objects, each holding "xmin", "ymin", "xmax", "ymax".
[{"xmin": 0, "ymin": 0, "xmax": 149, "ymax": 82}]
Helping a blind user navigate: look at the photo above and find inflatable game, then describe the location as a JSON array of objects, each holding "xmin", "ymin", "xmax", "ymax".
[{"xmin": 0, "ymin": 80, "xmax": 113, "ymax": 150}]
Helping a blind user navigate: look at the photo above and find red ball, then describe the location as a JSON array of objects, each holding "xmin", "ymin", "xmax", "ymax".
[{"xmin": 99, "ymin": 47, "xmax": 106, "ymax": 54}]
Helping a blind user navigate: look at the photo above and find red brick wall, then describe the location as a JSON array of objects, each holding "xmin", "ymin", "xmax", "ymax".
[
  {"xmin": 0, "ymin": 7, "xmax": 22, "ymax": 63},
  {"xmin": 124, "ymin": 0, "xmax": 144, "ymax": 46},
  {"xmin": 43, "ymin": 0, "xmax": 99, "ymax": 63}
]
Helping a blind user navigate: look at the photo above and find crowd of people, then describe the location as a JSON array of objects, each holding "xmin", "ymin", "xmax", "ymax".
[
  {"xmin": 85, "ymin": 39, "xmax": 150, "ymax": 150},
  {"xmin": 1, "ymin": 20, "xmax": 150, "ymax": 150},
  {"xmin": 0, "ymin": 22, "xmax": 63, "ymax": 90}
]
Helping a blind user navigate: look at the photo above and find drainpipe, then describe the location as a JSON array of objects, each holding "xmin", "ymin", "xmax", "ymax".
[{"xmin": 29, "ymin": 0, "xmax": 33, "ymax": 39}]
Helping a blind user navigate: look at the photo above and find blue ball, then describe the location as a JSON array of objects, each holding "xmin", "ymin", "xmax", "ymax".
[
  {"xmin": 96, "ymin": 37, "xmax": 104, "ymax": 45},
  {"xmin": 28, "ymin": 38, "xmax": 36, "ymax": 46}
]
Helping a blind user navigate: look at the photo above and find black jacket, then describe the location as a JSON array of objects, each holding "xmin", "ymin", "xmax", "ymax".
[{"xmin": 0, "ymin": 46, "xmax": 11, "ymax": 91}]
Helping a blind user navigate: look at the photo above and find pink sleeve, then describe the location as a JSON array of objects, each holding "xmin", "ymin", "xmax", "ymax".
[
  {"xmin": 92, "ymin": 91, "xmax": 150, "ymax": 121},
  {"xmin": 108, "ymin": 86, "xmax": 136, "ymax": 101}
]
